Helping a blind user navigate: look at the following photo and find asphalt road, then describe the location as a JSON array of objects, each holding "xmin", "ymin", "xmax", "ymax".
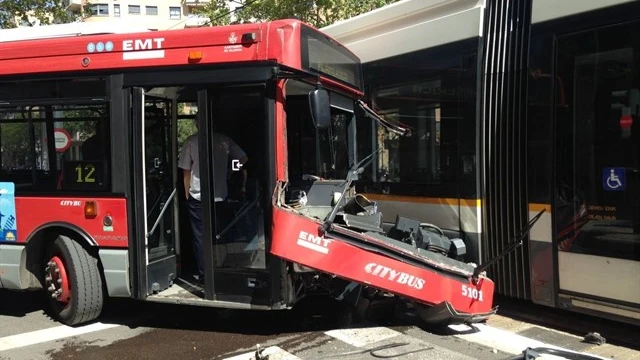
[
  {"xmin": 0, "ymin": 289, "xmax": 510, "ymax": 360},
  {"xmin": 1, "ymin": 289, "xmax": 638, "ymax": 360}
]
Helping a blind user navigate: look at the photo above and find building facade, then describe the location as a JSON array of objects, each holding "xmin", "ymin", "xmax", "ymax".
[{"xmin": 65, "ymin": 0, "xmax": 209, "ymax": 30}]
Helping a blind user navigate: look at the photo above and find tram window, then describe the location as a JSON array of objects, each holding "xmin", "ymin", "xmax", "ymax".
[
  {"xmin": 359, "ymin": 45, "xmax": 478, "ymax": 198},
  {"xmin": 0, "ymin": 103, "xmax": 111, "ymax": 192}
]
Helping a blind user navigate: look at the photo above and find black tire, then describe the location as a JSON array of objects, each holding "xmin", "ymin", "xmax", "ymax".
[{"xmin": 44, "ymin": 235, "xmax": 104, "ymax": 326}]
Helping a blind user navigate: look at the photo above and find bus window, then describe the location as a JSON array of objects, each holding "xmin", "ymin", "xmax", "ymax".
[
  {"xmin": 0, "ymin": 77, "xmax": 110, "ymax": 193},
  {"xmin": 286, "ymin": 94, "xmax": 351, "ymax": 181},
  {"xmin": 0, "ymin": 103, "xmax": 110, "ymax": 192}
]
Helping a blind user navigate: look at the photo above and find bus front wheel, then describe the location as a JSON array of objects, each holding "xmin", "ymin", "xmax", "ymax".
[{"xmin": 44, "ymin": 235, "xmax": 104, "ymax": 326}]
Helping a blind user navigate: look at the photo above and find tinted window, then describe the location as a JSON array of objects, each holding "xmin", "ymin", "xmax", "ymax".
[
  {"xmin": 286, "ymin": 95, "xmax": 352, "ymax": 180},
  {"xmin": 0, "ymin": 78, "xmax": 111, "ymax": 193},
  {"xmin": 359, "ymin": 40, "xmax": 479, "ymax": 198},
  {"xmin": 300, "ymin": 25, "xmax": 363, "ymax": 91},
  {"xmin": 0, "ymin": 78, "xmax": 107, "ymax": 102}
]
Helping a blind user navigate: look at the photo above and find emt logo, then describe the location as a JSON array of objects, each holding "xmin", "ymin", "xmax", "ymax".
[{"xmin": 296, "ymin": 230, "xmax": 331, "ymax": 254}]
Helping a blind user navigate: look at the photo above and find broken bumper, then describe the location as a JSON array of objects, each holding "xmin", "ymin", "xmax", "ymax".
[
  {"xmin": 271, "ymin": 207, "xmax": 497, "ymax": 321},
  {"xmin": 415, "ymin": 301, "xmax": 498, "ymax": 326}
]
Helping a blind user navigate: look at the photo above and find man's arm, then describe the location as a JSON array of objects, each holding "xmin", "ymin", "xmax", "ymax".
[
  {"xmin": 238, "ymin": 155, "xmax": 249, "ymax": 192},
  {"xmin": 182, "ymin": 169, "xmax": 191, "ymax": 199},
  {"xmin": 177, "ymin": 136, "xmax": 193, "ymax": 199}
]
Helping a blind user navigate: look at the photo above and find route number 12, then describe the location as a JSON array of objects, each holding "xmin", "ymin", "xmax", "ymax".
[
  {"xmin": 462, "ymin": 284, "xmax": 484, "ymax": 301},
  {"xmin": 75, "ymin": 164, "xmax": 96, "ymax": 183}
]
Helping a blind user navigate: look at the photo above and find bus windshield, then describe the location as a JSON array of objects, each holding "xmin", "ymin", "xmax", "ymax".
[{"xmin": 286, "ymin": 93, "xmax": 352, "ymax": 181}]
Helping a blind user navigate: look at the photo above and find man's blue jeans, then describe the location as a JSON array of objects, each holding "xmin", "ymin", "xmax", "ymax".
[
  {"xmin": 186, "ymin": 196, "xmax": 235, "ymax": 277},
  {"xmin": 186, "ymin": 196, "xmax": 204, "ymax": 278}
]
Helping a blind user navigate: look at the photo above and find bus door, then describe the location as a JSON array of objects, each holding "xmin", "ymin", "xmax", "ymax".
[
  {"xmin": 197, "ymin": 86, "xmax": 275, "ymax": 305},
  {"xmin": 131, "ymin": 87, "xmax": 178, "ymax": 296}
]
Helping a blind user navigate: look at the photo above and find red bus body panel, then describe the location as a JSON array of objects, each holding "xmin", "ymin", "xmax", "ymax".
[
  {"xmin": 1, "ymin": 22, "xmax": 274, "ymax": 74},
  {"xmin": 15, "ymin": 197, "xmax": 129, "ymax": 248},
  {"xmin": 271, "ymin": 207, "xmax": 496, "ymax": 316}
]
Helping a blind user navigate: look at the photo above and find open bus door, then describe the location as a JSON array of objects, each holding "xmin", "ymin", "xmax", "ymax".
[
  {"xmin": 130, "ymin": 77, "xmax": 282, "ymax": 308},
  {"xmin": 131, "ymin": 87, "xmax": 178, "ymax": 297}
]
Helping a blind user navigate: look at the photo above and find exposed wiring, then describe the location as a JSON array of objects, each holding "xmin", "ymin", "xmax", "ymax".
[
  {"xmin": 323, "ymin": 342, "xmax": 434, "ymax": 358},
  {"xmin": 420, "ymin": 222, "xmax": 445, "ymax": 236}
]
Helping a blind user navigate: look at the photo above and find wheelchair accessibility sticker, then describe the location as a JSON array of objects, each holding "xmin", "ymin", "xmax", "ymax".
[
  {"xmin": 0, "ymin": 182, "xmax": 18, "ymax": 241},
  {"xmin": 603, "ymin": 167, "xmax": 626, "ymax": 191}
]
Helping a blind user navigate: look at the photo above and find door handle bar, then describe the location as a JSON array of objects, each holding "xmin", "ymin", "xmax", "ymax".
[{"xmin": 147, "ymin": 188, "xmax": 177, "ymax": 238}]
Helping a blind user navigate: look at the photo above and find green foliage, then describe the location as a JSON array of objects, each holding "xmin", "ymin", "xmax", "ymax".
[
  {"xmin": 0, "ymin": 0, "xmax": 80, "ymax": 29},
  {"xmin": 61, "ymin": 108, "xmax": 104, "ymax": 141},
  {"xmin": 177, "ymin": 102, "xmax": 197, "ymax": 149},
  {"xmin": 190, "ymin": 0, "xmax": 233, "ymax": 26},
  {"xmin": 0, "ymin": 106, "xmax": 102, "ymax": 170},
  {"xmin": 0, "ymin": 110, "xmax": 42, "ymax": 169},
  {"xmin": 192, "ymin": 0, "xmax": 402, "ymax": 28},
  {"xmin": 178, "ymin": 120, "xmax": 197, "ymax": 150}
]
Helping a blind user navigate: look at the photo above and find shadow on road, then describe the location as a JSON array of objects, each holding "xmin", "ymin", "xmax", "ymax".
[
  {"xmin": 0, "ymin": 289, "xmax": 369, "ymax": 336},
  {"xmin": 0, "ymin": 290, "xmax": 392, "ymax": 360},
  {"xmin": 0, "ymin": 289, "xmax": 48, "ymax": 318}
]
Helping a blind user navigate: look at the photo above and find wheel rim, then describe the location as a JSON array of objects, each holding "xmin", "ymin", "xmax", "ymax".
[{"xmin": 45, "ymin": 256, "xmax": 71, "ymax": 306}]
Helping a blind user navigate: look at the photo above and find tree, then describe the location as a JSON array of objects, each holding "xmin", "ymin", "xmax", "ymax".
[
  {"xmin": 177, "ymin": 103, "xmax": 197, "ymax": 149},
  {"xmin": 192, "ymin": 0, "xmax": 402, "ymax": 28},
  {"xmin": 0, "ymin": 0, "xmax": 80, "ymax": 29}
]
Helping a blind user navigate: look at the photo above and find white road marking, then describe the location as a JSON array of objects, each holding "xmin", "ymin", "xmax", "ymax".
[
  {"xmin": 223, "ymin": 346, "xmax": 301, "ymax": 360},
  {"xmin": 449, "ymin": 324, "xmax": 608, "ymax": 359},
  {"xmin": 0, "ymin": 322, "xmax": 120, "ymax": 352},
  {"xmin": 324, "ymin": 326, "xmax": 402, "ymax": 348}
]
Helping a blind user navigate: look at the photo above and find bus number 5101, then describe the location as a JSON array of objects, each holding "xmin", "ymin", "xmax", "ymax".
[{"xmin": 462, "ymin": 284, "xmax": 483, "ymax": 301}]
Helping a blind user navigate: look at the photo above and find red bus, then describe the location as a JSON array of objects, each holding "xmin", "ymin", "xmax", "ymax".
[{"xmin": 0, "ymin": 20, "xmax": 496, "ymax": 326}]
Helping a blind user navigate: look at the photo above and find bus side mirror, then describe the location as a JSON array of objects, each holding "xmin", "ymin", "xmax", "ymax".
[{"xmin": 309, "ymin": 88, "xmax": 331, "ymax": 129}]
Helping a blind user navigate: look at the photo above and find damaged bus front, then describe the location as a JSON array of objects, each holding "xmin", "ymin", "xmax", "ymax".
[{"xmin": 271, "ymin": 82, "xmax": 499, "ymax": 325}]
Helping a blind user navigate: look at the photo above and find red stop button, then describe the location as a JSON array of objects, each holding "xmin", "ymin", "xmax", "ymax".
[{"xmin": 620, "ymin": 114, "xmax": 633, "ymax": 130}]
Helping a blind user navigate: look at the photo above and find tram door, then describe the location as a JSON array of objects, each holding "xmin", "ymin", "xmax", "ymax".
[{"xmin": 554, "ymin": 21, "xmax": 640, "ymax": 315}]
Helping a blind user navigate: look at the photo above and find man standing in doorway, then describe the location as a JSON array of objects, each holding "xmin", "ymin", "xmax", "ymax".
[{"xmin": 178, "ymin": 114, "xmax": 248, "ymax": 285}]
